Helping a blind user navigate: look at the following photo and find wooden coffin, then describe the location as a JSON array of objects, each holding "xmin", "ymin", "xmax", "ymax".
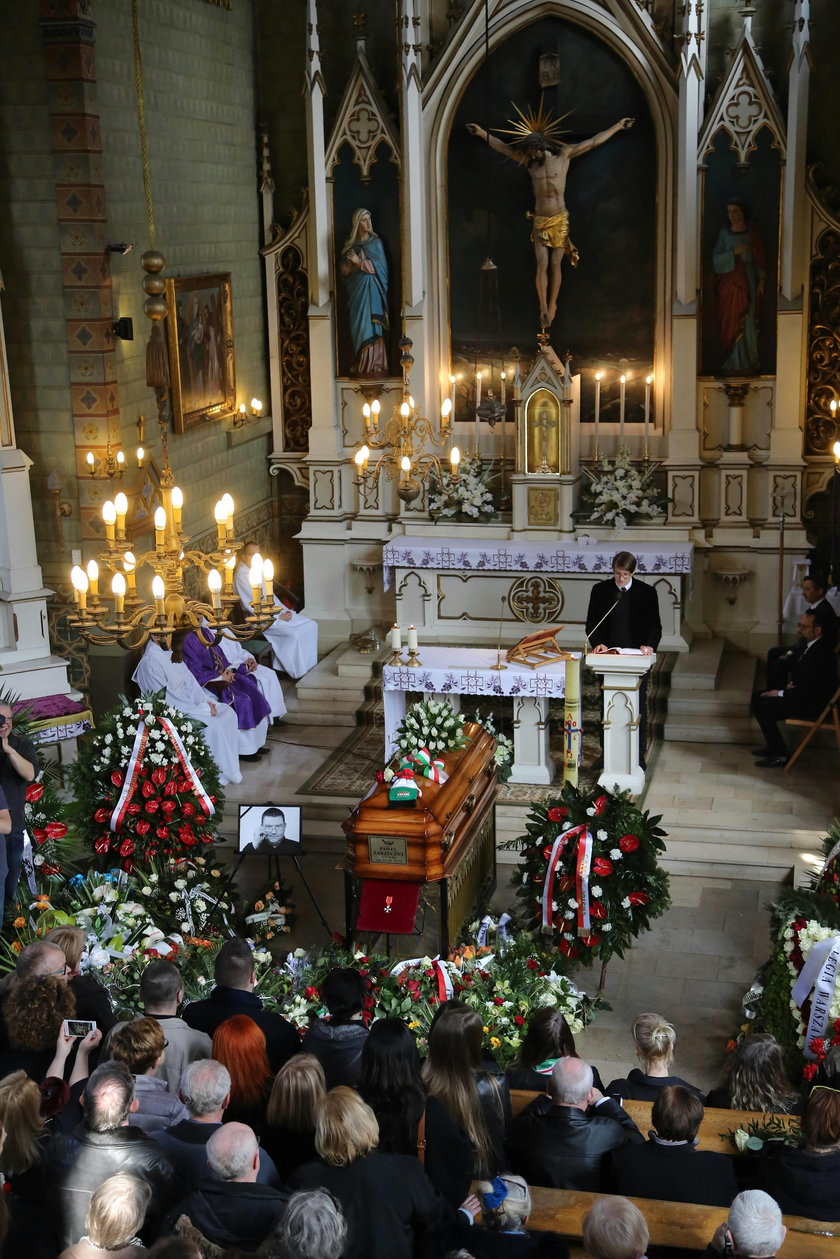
[{"xmin": 343, "ymin": 723, "xmax": 498, "ymax": 883}]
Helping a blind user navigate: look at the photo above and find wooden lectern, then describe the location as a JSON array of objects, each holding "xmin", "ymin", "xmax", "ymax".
[{"xmin": 343, "ymin": 723, "xmax": 499, "ymax": 954}]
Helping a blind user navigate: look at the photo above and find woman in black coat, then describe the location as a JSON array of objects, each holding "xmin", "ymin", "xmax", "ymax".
[
  {"xmin": 759, "ymin": 1083, "xmax": 840, "ymax": 1220},
  {"xmin": 606, "ymin": 1012, "xmax": 703, "ymax": 1102},
  {"xmin": 506, "ymin": 1006, "xmax": 604, "ymax": 1095},
  {"xmin": 290, "ymin": 1086, "xmax": 461, "ymax": 1259},
  {"xmin": 706, "ymin": 1033, "xmax": 803, "ymax": 1115},
  {"xmin": 358, "ymin": 1016, "xmax": 473, "ymax": 1210}
]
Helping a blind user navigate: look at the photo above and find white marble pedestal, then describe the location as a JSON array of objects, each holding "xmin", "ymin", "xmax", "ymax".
[{"xmin": 585, "ymin": 652, "xmax": 654, "ymax": 796}]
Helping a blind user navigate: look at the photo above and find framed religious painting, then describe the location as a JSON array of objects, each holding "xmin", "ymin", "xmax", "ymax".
[{"xmin": 165, "ymin": 273, "xmax": 236, "ymax": 433}]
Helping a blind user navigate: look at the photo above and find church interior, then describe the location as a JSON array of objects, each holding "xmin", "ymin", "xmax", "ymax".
[{"xmin": 1, "ymin": 0, "xmax": 840, "ymax": 1251}]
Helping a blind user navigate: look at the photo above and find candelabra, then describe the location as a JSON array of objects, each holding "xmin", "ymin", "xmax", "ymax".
[
  {"xmin": 352, "ymin": 336, "xmax": 459, "ymax": 505},
  {"xmin": 85, "ymin": 440, "xmax": 127, "ymax": 480}
]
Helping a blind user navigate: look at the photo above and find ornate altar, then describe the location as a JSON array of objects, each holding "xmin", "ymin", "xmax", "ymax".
[{"xmin": 343, "ymin": 723, "xmax": 498, "ymax": 954}]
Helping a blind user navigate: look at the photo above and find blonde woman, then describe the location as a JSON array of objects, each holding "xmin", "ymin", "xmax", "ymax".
[
  {"xmin": 605, "ymin": 1012, "xmax": 703, "ymax": 1102},
  {"xmin": 58, "ymin": 1173, "xmax": 151, "ymax": 1258},
  {"xmin": 290, "ymin": 1086, "xmax": 465, "ymax": 1259},
  {"xmin": 263, "ymin": 1053, "xmax": 326, "ymax": 1180},
  {"xmin": 0, "ymin": 1070, "xmax": 54, "ymax": 1256}
]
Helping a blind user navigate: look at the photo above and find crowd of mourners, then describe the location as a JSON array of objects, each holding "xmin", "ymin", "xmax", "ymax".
[{"xmin": 0, "ymin": 930, "xmax": 837, "ymax": 1259}]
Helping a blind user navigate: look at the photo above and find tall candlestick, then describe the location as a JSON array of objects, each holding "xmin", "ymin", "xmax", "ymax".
[
  {"xmin": 449, "ymin": 375, "xmax": 456, "ymax": 414},
  {"xmin": 619, "ymin": 375, "xmax": 626, "ymax": 448},
  {"xmin": 475, "ymin": 372, "xmax": 482, "ymax": 454},
  {"xmin": 644, "ymin": 374, "xmax": 652, "ymax": 456},
  {"xmin": 594, "ymin": 371, "xmax": 602, "ymax": 459}
]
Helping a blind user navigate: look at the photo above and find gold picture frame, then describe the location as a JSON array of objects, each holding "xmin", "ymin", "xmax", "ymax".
[{"xmin": 165, "ymin": 273, "xmax": 235, "ymax": 433}]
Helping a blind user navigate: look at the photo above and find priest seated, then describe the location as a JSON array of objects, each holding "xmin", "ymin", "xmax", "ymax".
[
  {"xmin": 235, "ymin": 541, "xmax": 318, "ymax": 680},
  {"xmin": 177, "ymin": 627, "xmax": 271, "ymax": 760}
]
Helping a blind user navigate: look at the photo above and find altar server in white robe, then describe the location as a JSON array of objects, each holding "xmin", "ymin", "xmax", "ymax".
[
  {"xmin": 201, "ymin": 620, "xmax": 287, "ymax": 723},
  {"xmin": 132, "ymin": 636, "xmax": 242, "ymax": 785},
  {"xmin": 235, "ymin": 541, "xmax": 318, "ymax": 680}
]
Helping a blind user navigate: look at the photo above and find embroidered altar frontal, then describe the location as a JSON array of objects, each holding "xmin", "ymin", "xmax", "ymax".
[{"xmin": 343, "ymin": 723, "xmax": 498, "ymax": 954}]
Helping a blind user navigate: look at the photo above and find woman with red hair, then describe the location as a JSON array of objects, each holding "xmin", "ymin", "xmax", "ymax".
[{"xmin": 212, "ymin": 1015, "xmax": 273, "ymax": 1133}]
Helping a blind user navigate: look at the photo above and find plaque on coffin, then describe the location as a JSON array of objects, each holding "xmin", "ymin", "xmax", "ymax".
[{"xmin": 343, "ymin": 723, "xmax": 499, "ymax": 953}]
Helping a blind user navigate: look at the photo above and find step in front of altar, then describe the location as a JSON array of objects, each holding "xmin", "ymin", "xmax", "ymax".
[
  {"xmin": 659, "ymin": 823, "xmax": 821, "ymax": 882},
  {"xmin": 664, "ymin": 651, "xmax": 757, "ymax": 743}
]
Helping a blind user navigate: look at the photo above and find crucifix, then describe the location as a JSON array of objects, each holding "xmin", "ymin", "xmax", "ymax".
[{"xmin": 532, "ymin": 406, "xmax": 557, "ymax": 473}]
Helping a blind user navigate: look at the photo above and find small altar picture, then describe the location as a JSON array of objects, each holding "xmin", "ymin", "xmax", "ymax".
[{"xmin": 524, "ymin": 388, "xmax": 561, "ymax": 474}]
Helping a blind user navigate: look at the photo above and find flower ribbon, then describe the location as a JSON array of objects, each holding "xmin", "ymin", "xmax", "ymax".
[
  {"xmin": 109, "ymin": 713, "xmax": 215, "ymax": 833},
  {"xmin": 542, "ymin": 824, "xmax": 594, "ymax": 935},
  {"xmin": 408, "ymin": 746, "xmax": 449, "ymax": 784},
  {"xmin": 792, "ymin": 933, "xmax": 840, "ymax": 1058},
  {"xmin": 389, "ymin": 955, "xmax": 453, "ymax": 1001}
]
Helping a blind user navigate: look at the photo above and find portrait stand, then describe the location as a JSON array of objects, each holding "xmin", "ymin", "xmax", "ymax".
[{"xmin": 269, "ymin": 845, "xmax": 333, "ymax": 942}]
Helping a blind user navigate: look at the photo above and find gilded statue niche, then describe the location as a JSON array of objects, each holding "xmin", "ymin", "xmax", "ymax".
[{"xmin": 524, "ymin": 388, "xmax": 561, "ymax": 475}]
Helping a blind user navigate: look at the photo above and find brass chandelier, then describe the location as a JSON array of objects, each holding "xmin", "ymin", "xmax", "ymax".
[{"xmin": 352, "ymin": 336, "xmax": 460, "ymax": 505}]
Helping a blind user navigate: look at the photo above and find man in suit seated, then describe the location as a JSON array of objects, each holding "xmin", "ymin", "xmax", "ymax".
[
  {"xmin": 767, "ymin": 571, "xmax": 837, "ymax": 688},
  {"xmin": 609, "ymin": 1085, "xmax": 737, "ymax": 1207},
  {"xmin": 751, "ymin": 608, "xmax": 838, "ymax": 767},
  {"xmin": 508, "ymin": 1055, "xmax": 643, "ymax": 1191},
  {"xmin": 585, "ymin": 550, "xmax": 662, "ymax": 767}
]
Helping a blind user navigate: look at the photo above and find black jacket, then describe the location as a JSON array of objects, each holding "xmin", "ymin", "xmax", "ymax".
[
  {"xmin": 153, "ymin": 1118, "xmax": 282, "ymax": 1190},
  {"xmin": 759, "ymin": 1144, "xmax": 840, "ymax": 1221},
  {"xmin": 361, "ymin": 1092, "xmax": 473, "ymax": 1211},
  {"xmin": 468, "ymin": 1229, "xmax": 569, "ymax": 1259},
  {"xmin": 182, "ymin": 986, "xmax": 300, "ymax": 1071},
  {"xmin": 44, "ymin": 1121, "xmax": 177, "ymax": 1247},
  {"xmin": 781, "ymin": 635, "xmax": 838, "ymax": 720},
  {"xmin": 605, "ymin": 1067, "xmax": 704, "ymax": 1102},
  {"xmin": 301, "ymin": 1018, "xmax": 369, "ymax": 1089},
  {"xmin": 290, "ymin": 1149, "xmax": 456, "ymax": 1259},
  {"xmin": 609, "ymin": 1136, "xmax": 737, "ymax": 1206},
  {"xmin": 508, "ymin": 1094, "xmax": 643, "ymax": 1190},
  {"xmin": 506, "ymin": 1061, "xmax": 605, "ymax": 1094},
  {"xmin": 585, "ymin": 577, "xmax": 662, "ymax": 651},
  {"xmin": 166, "ymin": 1178, "xmax": 289, "ymax": 1251}
]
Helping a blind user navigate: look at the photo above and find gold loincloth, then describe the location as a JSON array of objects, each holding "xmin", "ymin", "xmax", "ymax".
[{"xmin": 529, "ymin": 211, "xmax": 580, "ymax": 265}]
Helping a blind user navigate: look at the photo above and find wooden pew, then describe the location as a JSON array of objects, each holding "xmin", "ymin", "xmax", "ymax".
[
  {"xmin": 508, "ymin": 1090, "xmax": 799, "ymax": 1157},
  {"xmin": 523, "ymin": 1187, "xmax": 840, "ymax": 1258}
]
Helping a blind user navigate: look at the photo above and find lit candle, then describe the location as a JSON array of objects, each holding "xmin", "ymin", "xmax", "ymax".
[
  {"xmin": 123, "ymin": 551, "xmax": 137, "ymax": 597},
  {"xmin": 475, "ymin": 371, "xmax": 483, "ymax": 454},
  {"xmin": 102, "ymin": 500, "xmax": 117, "ymax": 546},
  {"xmin": 594, "ymin": 371, "xmax": 602, "ymax": 458},
  {"xmin": 114, "ymin": 491, "xmax": 128, "ymax": 541},
  {"xmin": 644, "ymin": 375, "xmax": 652, "ymax": 449},
  {"xmin": 238, "ymin": 403, "xmax": 247, "ymax": 424},
  {"xmin": 171, "ymin": 486, "xmax": 183, "ymax": 535},
  {"xmin": 152, "ymin": 575, "xmax": 165, "ymax": 620},
  {"xmin": 221, "ymin": 493, "xmax": 234, "ymax": 537},
  {"xmin": 363, "ymin": 402, "xmax": 371, "ymax": 436},
  {"xmin": 154, "ymin": 505, "xmax": 167, "ymax": 551},
  {"xmin": 441, "ymin": 398, "xmax": 452, "ymax": 432},
  {"xmin": 70, "ymin": 565, "xmax": 88, "ymax": 611},
  {"xmin": 214, "ymin": 500, "xmax": 227, "ymax": 548},
  {"xmin": 249, "ymin": 554, "xmax": 264, "ymax": 612},
  {"xmin": 371, "ymin": 399, "xmax": 380, "ymax": 432},
  {"xmin": 450, "ymin": 445, "xmax": 461, "ymax": 475},
  {"xmin": 354, "ymin": 448, "xmax": 365, "ymax": 474},
  {"xmin": 136, "ymin": 445, "xmax": 145, "ymax": 468},
  {"xmin": 619, "ymin": 374, "xmax": 626, "ymax": 448},
  {"xmin": 86, "ymin": 559, "xmax": 99, "ymax": 602},
  {"xmin": 390, "ymin": 624, "xmax": 401, "ymax": 652},
  {"xmin": 475, "ymin": 371, "xmax": 482, "ymax": 407},
  {"xmin": 86, "ymin": 451, "xmax": 95, "ymax": 475},
  {"xmin": 406, "ymin": 624, "xmax": 418, "ymax": 652},
  {"xmin": 501, "ymin": 372, "xmax": 506, "ymax": 407},
  {"xmin": 251, "ymin": 397, "xmax": 260, "ymax": 416},
  {"xmin": 449, "ymin": 375, "xmax": 456, "ymax": 414},
  {"xmin": 224, "ymin": 555, "xmax": 236, "ymax": 595},
  {"xmin": 116, "ymin": 450, "xmax": 125, "ymax": 473},
  {"xmin": 207, "ymin": 568, "xmax": 222, "ymax": 611},
  {"xmin": 111, "ymin": 572, "xmax": 126, "ymax": 616},
  {"xmin": 263, "ymin": 558, "xmax": 274, "ymax": 604}
]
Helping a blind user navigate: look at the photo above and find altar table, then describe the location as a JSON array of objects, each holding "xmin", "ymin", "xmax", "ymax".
[{"xmin": 383, "ymin": 646, "xmax": 578, "ymax": 785}]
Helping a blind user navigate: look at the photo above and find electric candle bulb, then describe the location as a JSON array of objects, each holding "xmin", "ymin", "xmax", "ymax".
[
  {"xmin": 102, "ymin": 500, "xmax": 117, "ymax": 545},
  {"xmin": 371, "ymin": 399, "xmax": 380, "ymax": 429},
  {"xmin": 114, "ymin": 491, "xmax": 128, "ymax": 540},
  {"xmin": 154, "ymin": 505, "xmax": 167, "ymax": 550},
  {"xmin": 86, "ymin": 451, "xmax": 95, "ymax": 473},
  {"xmin": 354, "ymin": 449, "xmax": 365, "ymax": 469},
  {"xmin": 400, "ymin": 456, "xmax": 411, "ymax": 475},
  {"xmin": 207, "ymin": 568, "xmax": 222, "ymax": 610},
  {"xmin": 116, "ymin": 450, "xmax": 125, "ymax": 469},
  {"xmin": 86, "ymin": 559, "xmax": 99, "ymax": 601},
  {"xmin": 214, "ymin": 500, "xmax": 227, "ymax": 547},
  {"xmin": 221, "ymin": 493, "xmax": 234, "ymax": 536},
  {"xmin": 123, "ymin": 550, "xmax": 137, "ymax": 595},
  {"xmin": 450, "ymin": 446, "xmax": 461, "ymax": 471},
  {"xmin": 400, "ymin": 401, "xmax": 410, "ymax": 419},
  {"xmin": 251, "ymin": 397, "xmax": 260, "ymax": 415},
  {"xmin": 249, "ymin": 555, "xmax": 264, "ymax": 612},
  {"xmin": 152, "ymin": 575, "xmax": 165, "ymax": 618},
  {"xmin": 224, "ymin": 554, "xmax": 236, "ymax": 593},
  {"xmin": 111, "ymin": 572, "xmax": 126, "ymax": 615},
  {"xmin": 441, "ymin": 398, "xmax": 452, "ymax": 423},
  {"xmin": 70, "ymin": 565, "xmax": 87, "ymax": 609},
  {"xmin": 171, "ymin": 486, "xmax": 183, "ymax": 533},
  {"xmin": 136, "ymin": 446, "xmax": 145, "ymax": 467},
  {"xmin": 263, "ymin": 558, "xmax": 274, "ymax": 602}
]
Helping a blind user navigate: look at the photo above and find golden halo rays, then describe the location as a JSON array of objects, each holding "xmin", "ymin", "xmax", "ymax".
[{"xmin": 496, "ymin": 100, "xmax": 571, "ymax": 147}]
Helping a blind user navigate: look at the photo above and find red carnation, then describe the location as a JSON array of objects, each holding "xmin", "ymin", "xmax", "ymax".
[
  {"xmin": 514, "ymin": 1015, "xmax": 525, "ymax": 1027},
  {"xmin": 493, "ymin": 996, "xmax": 505, "ymax": 1006},
  {"xmin": 94, "ymin": 807, "xmax": 110, "ymax": 824},
  {"xmin": 526, "ymin": 959, "xmax": 540, "ymax": 971},
  {"xmin": 547, "ymin": 806, "xmax": 569, "ymax": 822},
  {"xmin": 593, "ymin": 795, "xmax": 608, "ymax": 816},
  {"xmin": 592, "ymin": 857, "xmax": 613, "ymax": 877},
  {"xmin": 25, "ymin": 783, "xmax": 44, "ymax": 804},
  {"xmin": 151, "ymin": 768, "xmax": 167, "ymax": 786},
  {"xmin": 810, "ymin": 1037, "xmax": 827, "ymax": 1057},
  {"xmin": 111, "ymin": 771, "xmax": 124, "ymax": 788},
  {"xmin": 45, "ymin": 822, "xmax": 68, "ymax": 839},
  {"xmin": 135, "ymin": 821, "xmax": 151, "ymax": 835},
  {"xmin": 94, "ymin": 835, "xmax": 111, "ymax": 854},
  {"xmin": 627, "ymin": 891, "xmax": 649, "ymax": 907},
  {"xmin": 119, "ymin": 839, "xmax": 135, "ymax": 857},
  {"xmin": 182, "ymin": 803, "xmax": 196, "ymax": 817},
  {"xmin": 619, "ymin": 834, "xmax": 640, "ymax": 853},
  {"xmin": 589, "ymin": 902, "xmax": 608, "ymax": 919},
  {"xmin": 141, "ymin": 781, "xmax": 156, "ymax": 799}
]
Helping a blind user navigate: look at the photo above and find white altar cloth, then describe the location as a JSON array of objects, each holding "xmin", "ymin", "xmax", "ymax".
[
  {"xmin": 383, "ymin": 535, "xmax": 693, "ymax": 590},
  {"xmin": 383, "ymin": 647, "xmax": 579, "ymax": 784}
]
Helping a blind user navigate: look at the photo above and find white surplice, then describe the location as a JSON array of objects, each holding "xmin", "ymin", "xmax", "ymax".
[
  {"xmin": 132, "ymin": 640, "xmax": 242, "ymax": 785},
  {"xmin": 234, "ymin": 562, "xmax": 318, "ymax": 679}
]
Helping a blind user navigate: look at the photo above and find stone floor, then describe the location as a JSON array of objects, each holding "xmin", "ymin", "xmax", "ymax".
[{"xmin": 218, "ymin": 678, "xmax": 836, "ymax": 1096}]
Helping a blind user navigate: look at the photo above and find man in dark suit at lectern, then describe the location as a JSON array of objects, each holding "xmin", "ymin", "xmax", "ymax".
[{"xmin": 585, "ymin": 551, "xmax": 662, "ymax": 767}]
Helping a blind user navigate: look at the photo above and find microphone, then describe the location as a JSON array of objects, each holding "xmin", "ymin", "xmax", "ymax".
[{"xmin": 584, "ymin": 592, "xmax": 625, "ymax": 653}]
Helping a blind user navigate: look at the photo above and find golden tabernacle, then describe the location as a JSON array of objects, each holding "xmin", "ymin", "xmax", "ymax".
[{"xmin": 343, "ymin": 723, "xmax": 499, "ymax": 954}]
